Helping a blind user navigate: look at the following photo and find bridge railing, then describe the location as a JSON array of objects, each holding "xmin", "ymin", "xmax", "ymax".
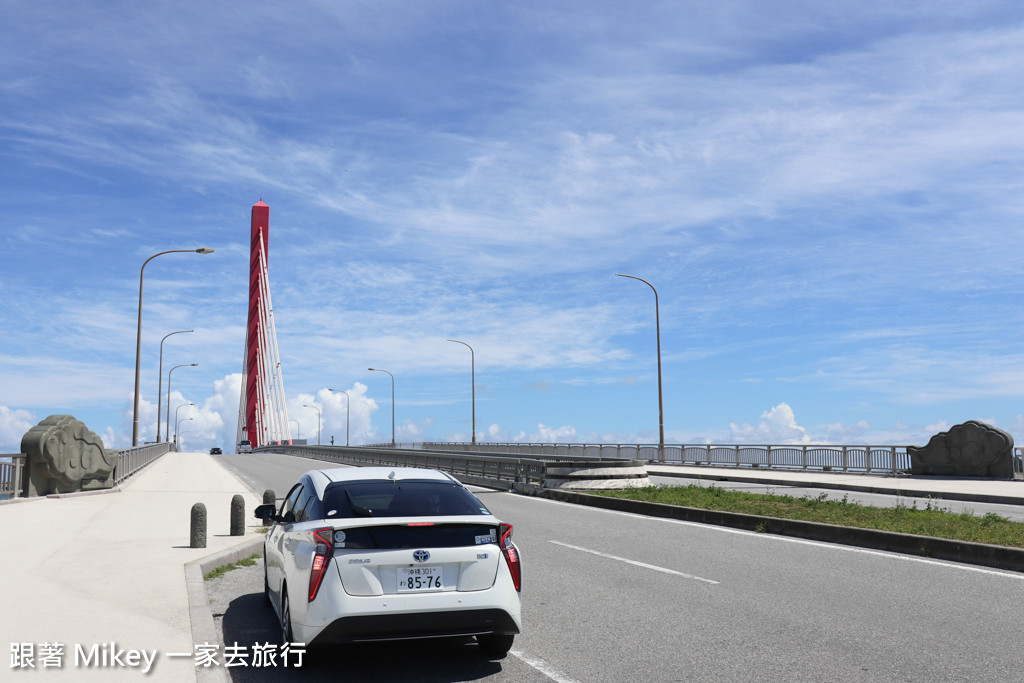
[
  {"xmin": 1, "ymin": 454, "xmax": 26, "ymax": 500},
  {"xmin": 2, "ymin": 443, "xmax": 175, "ymax": 500},
  {"xmin": 421, "ymin": 442, "xmax": 923, "ymax": 474},
  {"xmin": 257, "ymin": 444, "xmax": 549, "ymax": 487},
  {"xmin": 113, "ymin": 442, "xmax": 175, "ymax": 486},
  {"xmin": 422, "ymin": 442, "xmax": 1024, "ymax": 478}
]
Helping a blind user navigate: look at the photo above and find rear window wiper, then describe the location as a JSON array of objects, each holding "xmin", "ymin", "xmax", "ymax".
[{"xmin": 345, "ymin": 488, "xmax": 373, "ymax": 517}]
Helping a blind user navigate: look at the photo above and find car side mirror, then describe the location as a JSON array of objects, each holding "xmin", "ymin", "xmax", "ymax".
[{"xmin": 254, "ymin": 504, "xmax": 280, "ymax": 523}]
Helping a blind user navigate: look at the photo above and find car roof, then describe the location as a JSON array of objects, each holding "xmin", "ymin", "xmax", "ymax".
[{"xmin": 303, "ymin": 467, "xmax": 459, "ymax": 498}]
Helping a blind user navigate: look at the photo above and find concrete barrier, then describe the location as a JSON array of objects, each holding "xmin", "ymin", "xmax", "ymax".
[{"xmin": 542, "ymin": 459, "xmax": 651, "ymax": 489}]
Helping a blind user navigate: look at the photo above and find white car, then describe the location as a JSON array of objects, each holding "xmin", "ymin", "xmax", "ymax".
[
  {"xmin": 255, "ymin": 467, "xmax": 523, "ymax": 655},
  {"xmin": 238, "ymin": 440, "xmax": 252, "ymax": 453}
]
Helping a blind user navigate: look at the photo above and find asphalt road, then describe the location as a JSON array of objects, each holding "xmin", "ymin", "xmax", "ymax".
[{"xmin": 211, "ymin": 453, "xmax": 1024, "ymax": 682}]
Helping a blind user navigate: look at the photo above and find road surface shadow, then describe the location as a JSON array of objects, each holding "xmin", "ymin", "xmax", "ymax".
[{"xmin": 219, "ymin": 592, "xmax": 507, "ymax": 682}]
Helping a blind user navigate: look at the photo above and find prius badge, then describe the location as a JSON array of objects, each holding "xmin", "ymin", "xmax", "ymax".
[{"xmin": 412, "ymin": 549, "xmax": 430, "ymax": 563}]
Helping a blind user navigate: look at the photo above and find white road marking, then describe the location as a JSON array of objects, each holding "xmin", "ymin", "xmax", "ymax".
[
  {"xmin": 517, "ymin": 494, "xmax": 1024, "ymax": 581},
  {"xmin": 510, "ymin": 649, "xmax": 583, "ymax": 683},
  {"xmin": 549, "ymin": 540, "xmax": 720, "ymax": 584}
]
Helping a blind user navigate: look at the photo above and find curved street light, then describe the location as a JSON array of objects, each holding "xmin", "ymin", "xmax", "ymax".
[
  {"xmin": 615, "ymin": 273, "xmax": 665, "ymax": 461},
  {"xmin": 175, "ymin": 402, "xmax": 194, "ymax": 434},
  {"xmin": 290, "ymin": 419, "xmax": 300, "ymax": 442},
  {"xmin": 447, "ymin": 339, "xmax": 476, "ymax": 444},
  {"xmin": 166, "ymin": 363, "xmax": 198, "ymax": 443},
  {"xmin": 328, "ymin": 388, "xmax": 350, "ymax": 447},
  {"xmin": 368, "ymin": 368, "xmax": 395, "ymax": 447},
  {"xmin": 132, "ymin": 247, "xmax": 214, "ymax": 446},
  {"xmin": 303, "ymin": 404, "xmax": 321, "ymax": 446},
  {"xmin": 175, "ymin": 417, "xmax": 194, "ymax": 449},
  {"xmin": 156, "ymin": 329, "xmax": 193, "ymax": 442}
]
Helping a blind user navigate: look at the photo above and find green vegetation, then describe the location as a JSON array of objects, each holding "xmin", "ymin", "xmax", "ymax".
[
  {"xmin": 204, "ymin": 553, "xmax": 260, "ymax": 581},
  {"xmin": 595, "ymin": 485, "xmax": 1024, "ymax": 548}
]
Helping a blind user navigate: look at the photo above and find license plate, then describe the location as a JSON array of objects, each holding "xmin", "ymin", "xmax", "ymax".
[{"xmin": 398, "ymin": 566, "xmax": 443, "ymax": 592}]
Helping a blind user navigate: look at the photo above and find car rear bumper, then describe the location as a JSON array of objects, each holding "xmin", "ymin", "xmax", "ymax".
[
  {"xmin": 291, "ymin": 561, "xmax": 523, "ymax": 646},
  {"xmin": 310, "ymin": 607, "xmax": 519, "ymax": 645}
]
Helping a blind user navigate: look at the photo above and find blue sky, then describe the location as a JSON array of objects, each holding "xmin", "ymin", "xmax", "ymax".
[{"xmin": 2, "ymin": 1, "xmax": 1024, "ymax": 452}]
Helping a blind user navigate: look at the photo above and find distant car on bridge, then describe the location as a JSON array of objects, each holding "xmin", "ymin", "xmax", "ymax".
[
  {"xmin": 255, "ymin": 467, "xmax": 522, "ymax": 655},
  {"xmin": 237, "ymin": 440, "xmax": 252, "ymax": 454},
  {"xmin": 209, "ymin": 447, "xmax": 222, "ymax": 455}
]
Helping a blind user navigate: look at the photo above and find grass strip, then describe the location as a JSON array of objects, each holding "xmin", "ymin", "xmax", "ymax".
[
  {"xmin": 204, "ymin": 553, "xmax": 260, "ymax": 581},
  {"xmin": 595, "ymin": 485, "xmax": 1024, "ymax": 548}
]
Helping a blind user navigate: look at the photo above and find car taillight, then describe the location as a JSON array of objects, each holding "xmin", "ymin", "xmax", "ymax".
[
  {"xmin": 309, "ymin": 528, "xmax": 333, "ymax": 602},
  {"xmin": 499, "ymin": 523, "xmax": 521, "ymax": 592}
]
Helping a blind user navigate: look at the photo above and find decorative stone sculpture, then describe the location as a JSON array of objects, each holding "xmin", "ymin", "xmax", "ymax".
[
  {"xmin": 20, "ymin": 415, "xmax": 118, "ymax": 496},
  {"xmin": 908, "ymin": 420, "xmax": 1014, "ymax": 479}
]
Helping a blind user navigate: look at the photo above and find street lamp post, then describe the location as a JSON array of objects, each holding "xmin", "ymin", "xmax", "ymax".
[
  {"xmin": 132, "ymin": 247, "xmax": 214, "ymax": 446},
  {"xmin": 615, "ymin": 273, "xmax": 665, "ymax": 462},
  {"xmin": 175, "ymin": 402, "xmax": 194, "ymax": 434},
  {"xmin": 156, "ymin": 329, "xmax": 193, "ymax": 442},
  {"xmin": 166, "ymin": 363, "xmax": 198, "ymax": 443},
  {"xmin": 328, "ymin": 388, "xmax": 350, "ymax": 447},
  {"xmin": 368, "ymin": 368, "xmax": 395, "ymax": 447},
  {"xmin": 175, "ymin": 417, "xmax": 194, "ymax": 449},
  {"xmin": 290, "ymin": 419, "xmax": 300, "ymax": 442},
  {"xmin": 303, "ymin": 404, "xmax": 321, "ymax": 445},
  {"xmin": 447, "ymin": 339, "xmax": 476, "ymax": 444}
]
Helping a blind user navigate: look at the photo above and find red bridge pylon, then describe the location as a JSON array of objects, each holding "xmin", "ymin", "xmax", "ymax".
[{"xmin": 236, "ymin": 200, "xmax": 291, "ymax": 448}]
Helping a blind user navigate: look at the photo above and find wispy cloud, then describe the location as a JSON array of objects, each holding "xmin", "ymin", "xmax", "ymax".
[{"xmin": 2, "ymin": 2, "xmax": 1024, "ymax": 451}]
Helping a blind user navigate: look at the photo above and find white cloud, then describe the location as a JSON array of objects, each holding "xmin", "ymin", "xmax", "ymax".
[
  {"xmin": 0, "ymin": 406, "xmax": 36, "ymax": 452},
  {"xmin": 396, "ymin": 419, "xmax": 426, "ymax": 443},
  {"xmin": 291, "ymin": 383, "xmax": 379, "ymax": 446},
  {"xmin": 824, "ymin": 419, "xmax": 873, "ymax": 442},
  {"xmin": 4, "ymin": 4, "xmax": 1024, "ymax": 451},
  {"xmin": 729, "ymin": 403, "xmax": 810, "ymax": 445},
  {"xmin": 524, "ymin": 423, "xmax": 579, "ymax": 443}
]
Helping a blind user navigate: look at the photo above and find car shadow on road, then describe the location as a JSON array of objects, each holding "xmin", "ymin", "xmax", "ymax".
[{"xmin": 219, "ymin": 592, "xmax": 507, "ymax": 682}]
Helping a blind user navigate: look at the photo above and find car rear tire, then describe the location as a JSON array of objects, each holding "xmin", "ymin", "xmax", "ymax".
[
  {"xmin": 281, "ymin": 589, "xmax": 294, "ymax": 645},
  {"xmin": 477, "ymin": 633, "xmax": 514, "ymax": 657},
  {"xmin": 263, "ymin": 557, "xmax": 271, "ymax": 607}
]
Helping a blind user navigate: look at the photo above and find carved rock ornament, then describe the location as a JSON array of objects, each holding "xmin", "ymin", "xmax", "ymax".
[
  {"xmin": 20, "ymin": 415, "xmax": 118, "ymax": 495},
  {"xmin": 908, "ymin": 420, "xmax": 1014, "ymax": 478}
]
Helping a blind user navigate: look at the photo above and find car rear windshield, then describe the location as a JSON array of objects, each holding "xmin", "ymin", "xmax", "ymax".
[{"xmin": 322, "ymin": 480, "xmax": 490, "ymax": 519}]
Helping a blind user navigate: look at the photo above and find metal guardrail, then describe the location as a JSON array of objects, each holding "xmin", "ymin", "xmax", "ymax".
[
  {"xmin": 424, "ymin": 442, "xmax": 1024, "ymax": 479},
  {"xmin": 255, "ymin": 444, "xmax": 550, "ymax": 487},
  {"xmin": 113, "ymin": 442, "xmax": 175, "ymax": 485},
  {"xmin": 3, "ymin": 440, "xmax": 171, "ymax": 499},
  {"xmin": 2, "ymin": 443, "xmax": 174, "ymax": 500},
  {"xmin": 0, "ymin": 454, "xmax": 26, "ymax": 500},
  {"xmin": 423, "ymin": 441, "xmax": 918, "ymax": 473}
]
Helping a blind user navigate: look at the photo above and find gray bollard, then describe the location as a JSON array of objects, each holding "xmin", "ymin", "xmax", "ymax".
[
  {"xmin": 262, "ymin": 489, "xmax": 276, "ymax": 524},
  {"xmin": 190, "ymin": 502, "xmax": 207, "ymax": 548},
  {"xmin": 230, "ymin": 494, "xmax": 245, "ymax": 536}
]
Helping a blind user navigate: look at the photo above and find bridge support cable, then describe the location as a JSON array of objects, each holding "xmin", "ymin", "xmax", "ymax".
[
  {"xmin": 254, "ymin": 236, "xmax": 290, "ymax": 445},
  {"xmin": 236, "ymin": 201, "xmax": 292, "ymax": 448}
]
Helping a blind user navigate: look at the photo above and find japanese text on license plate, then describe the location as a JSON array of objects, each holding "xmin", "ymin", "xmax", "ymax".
[{"xmin": 398, "ymin": 566, "xmax": 443, "ymax": 592}]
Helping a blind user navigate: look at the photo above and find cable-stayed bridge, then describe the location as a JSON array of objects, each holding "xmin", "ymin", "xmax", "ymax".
[{"xmin": 236, "ymin": 200, "xmax": 291, "ymax": 449}]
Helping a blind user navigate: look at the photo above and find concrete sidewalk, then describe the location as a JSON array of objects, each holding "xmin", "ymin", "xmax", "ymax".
[
  {"xmin": 646, "ymin": 463, "xmax": 1024, "ymax": 505},
  {"xmin": 0, "ymin": 452, "xmax": 262, "ymax": 682}
]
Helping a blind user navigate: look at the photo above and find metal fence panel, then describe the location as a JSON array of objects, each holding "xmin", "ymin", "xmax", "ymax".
[
  {"xmin": 420, "ymin": 442, "xmax": 919, "ymax": 475},
  {"xmin": 0, "ymin": 455, "xmax": 26, "ymax": 499}
]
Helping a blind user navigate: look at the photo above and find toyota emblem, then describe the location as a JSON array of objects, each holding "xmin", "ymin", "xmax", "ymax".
[{"xmin": 413, "ymin": 549, "xmax": 430, "ymax": 563}]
